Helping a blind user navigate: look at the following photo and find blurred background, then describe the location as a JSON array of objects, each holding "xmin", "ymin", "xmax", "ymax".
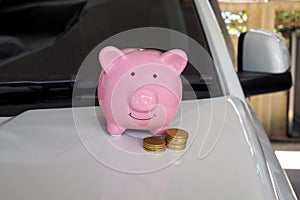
[
  {"xmin": 218, "ymin": 0, "xmax": 300, "ymax": 141},
  {"xmin": 218, "ymin": 1, "xmax": 300, "ymax": 197}
]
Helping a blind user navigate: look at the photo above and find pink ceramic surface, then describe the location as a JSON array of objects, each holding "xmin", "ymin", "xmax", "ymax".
[{"xmin": 98, "ymin": 46, "xmax": 187, "ymax": 136}]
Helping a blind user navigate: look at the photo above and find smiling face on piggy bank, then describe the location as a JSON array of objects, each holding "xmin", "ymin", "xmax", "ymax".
[{"xmin": 98, "ymin": 46, "xmax": 187, "ymax": 136}]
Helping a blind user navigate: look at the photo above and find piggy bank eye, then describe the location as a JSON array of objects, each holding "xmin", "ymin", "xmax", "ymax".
[
  {"xmin": 131, "ymin": 72, "xmax": 135, "ymax": 76},
  {"xmin": 153, "ymin": 74, "xmax": 158, "ymax": 79}
]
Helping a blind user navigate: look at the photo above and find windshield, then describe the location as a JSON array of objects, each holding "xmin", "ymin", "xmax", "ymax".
[{"xmin": 0, "ymin": 0, "xmax": 223, "ymax": 116}]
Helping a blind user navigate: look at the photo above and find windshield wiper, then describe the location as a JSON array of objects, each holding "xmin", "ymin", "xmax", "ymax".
[{"xmin": 0, "ymin": 79, "xmax": 75, "ymax": 105}]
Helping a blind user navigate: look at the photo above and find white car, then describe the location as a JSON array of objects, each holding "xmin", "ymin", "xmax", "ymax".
[{"xmin": 0, "ymin": 0, "xmax": 296, "ymax": 199}]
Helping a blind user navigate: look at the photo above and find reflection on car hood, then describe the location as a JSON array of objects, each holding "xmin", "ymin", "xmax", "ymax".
[{"xmin": 0, "ymin": 97, "xmax": 288, "ymax": 199}]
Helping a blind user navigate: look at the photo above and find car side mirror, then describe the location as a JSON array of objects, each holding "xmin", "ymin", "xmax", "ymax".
[{"xmin": 237, "ymin": 30, "xmax": 292, "ymax": 97}]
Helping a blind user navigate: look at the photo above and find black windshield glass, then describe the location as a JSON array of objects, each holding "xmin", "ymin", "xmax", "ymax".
[{"xmin": 0, "ymin": 0, "xmax": 222, "ymax": 116}]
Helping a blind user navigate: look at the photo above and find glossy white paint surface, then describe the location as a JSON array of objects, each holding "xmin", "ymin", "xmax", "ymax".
[
  {"xmin": 242, "ymin": 30, "xmax": 290, "ymax": 73},
  {"xmin": 231, "ymin": 98, "xmax": 297, "ymax": 200},
  {"xmin": 0, "ymin": 98, "xmax": 295, "ymax": 200},
  {"xmin": 0, "ymin": 117, "xmax": 11, "ymax": 125}
]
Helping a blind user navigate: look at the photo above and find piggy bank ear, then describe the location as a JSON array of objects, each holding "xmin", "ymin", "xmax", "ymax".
[
  {"xmin": 99, "ymin": 46, "xmax": 124, "ymax": 73},
  {"xmin": 161, "ymin": 49, "xmax": 188, "ymax": 74}
]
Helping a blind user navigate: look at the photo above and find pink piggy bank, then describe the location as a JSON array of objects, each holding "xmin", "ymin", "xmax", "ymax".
[{"xmin": 98, "ymin": 46, "xmax": 187, "ymax": 136}]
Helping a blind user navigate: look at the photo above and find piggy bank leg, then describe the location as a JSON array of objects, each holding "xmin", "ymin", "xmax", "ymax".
[
  {"xmin": 151, "ymin": 125, "xmax": 168, "ymax": 136},
  {"xmin": 107, "ymin": 123, "xmax": 124, "ymax": 136}
]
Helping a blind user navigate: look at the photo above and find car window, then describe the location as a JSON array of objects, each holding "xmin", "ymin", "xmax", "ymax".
[{"xmin": 0, "ymin": 0, "xmax": 223, "ymax": 116}]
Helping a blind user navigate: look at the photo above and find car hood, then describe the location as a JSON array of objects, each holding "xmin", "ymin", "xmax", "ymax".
[{"xmin": 0, "ymin": 97, "xmax": 293, "ymax": 199}]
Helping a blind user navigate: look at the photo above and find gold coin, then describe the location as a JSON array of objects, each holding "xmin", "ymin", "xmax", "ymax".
[
  {"xmin": 165, "ymin": 128, "xmax": 188, "ymax": 151},
  {"xmin": 143, "ymin": 136, "xmax": 166, "ymax": 153},
  {"xmin": 167, "ymin": 143, "xmax": 186, "ymax": 151},
  {"xmin": 166, "ymin": 137, "xmax": 187, "ymax": 142},
  {"xmin": 166, "ymin": 139, "xmax": 187, "ymax": 145},
  {"xmin": 144, "ymin": 136, "xmax": 166, "ymax": 146},
  {"xmin": 166, "ymin": 128, "xmax": 188, "ymax": 139},
  {"xmin": 143, "ymin": 147, "xmax": 166, "ymax": 153},
  {"xmin": 165, "ymin": 135, "xmax": 188, "ymax": 141},
  {"xmin": 143, "ymin": 145, "xmax": 165, "ymax": 151},
  {"xmin": 144, "ymin": 144, "xmax": 166, "ymax": 149},
  {"xmin": 143, "ymin": 146, "xmax": 166, "ymax": 152}
]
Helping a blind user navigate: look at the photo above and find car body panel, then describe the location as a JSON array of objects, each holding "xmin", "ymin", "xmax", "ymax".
[{"xmin": 0, "ymin": 97, "xmax": 296, "ymax": 199}]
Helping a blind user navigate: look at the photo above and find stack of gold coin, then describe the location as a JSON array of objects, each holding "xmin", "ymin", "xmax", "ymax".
[
  {"xmin": 165, "ymin": 128, "xmax": 188, "ymax": 151},
  {"xmin": 143, "ymin": 136, "xmax": 166, "ymax": 153}
]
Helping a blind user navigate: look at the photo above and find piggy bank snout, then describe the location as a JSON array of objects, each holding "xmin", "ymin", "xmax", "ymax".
[{"xmin": 129, "ymin": 88, "xmax": 157, "ymax": 112}]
